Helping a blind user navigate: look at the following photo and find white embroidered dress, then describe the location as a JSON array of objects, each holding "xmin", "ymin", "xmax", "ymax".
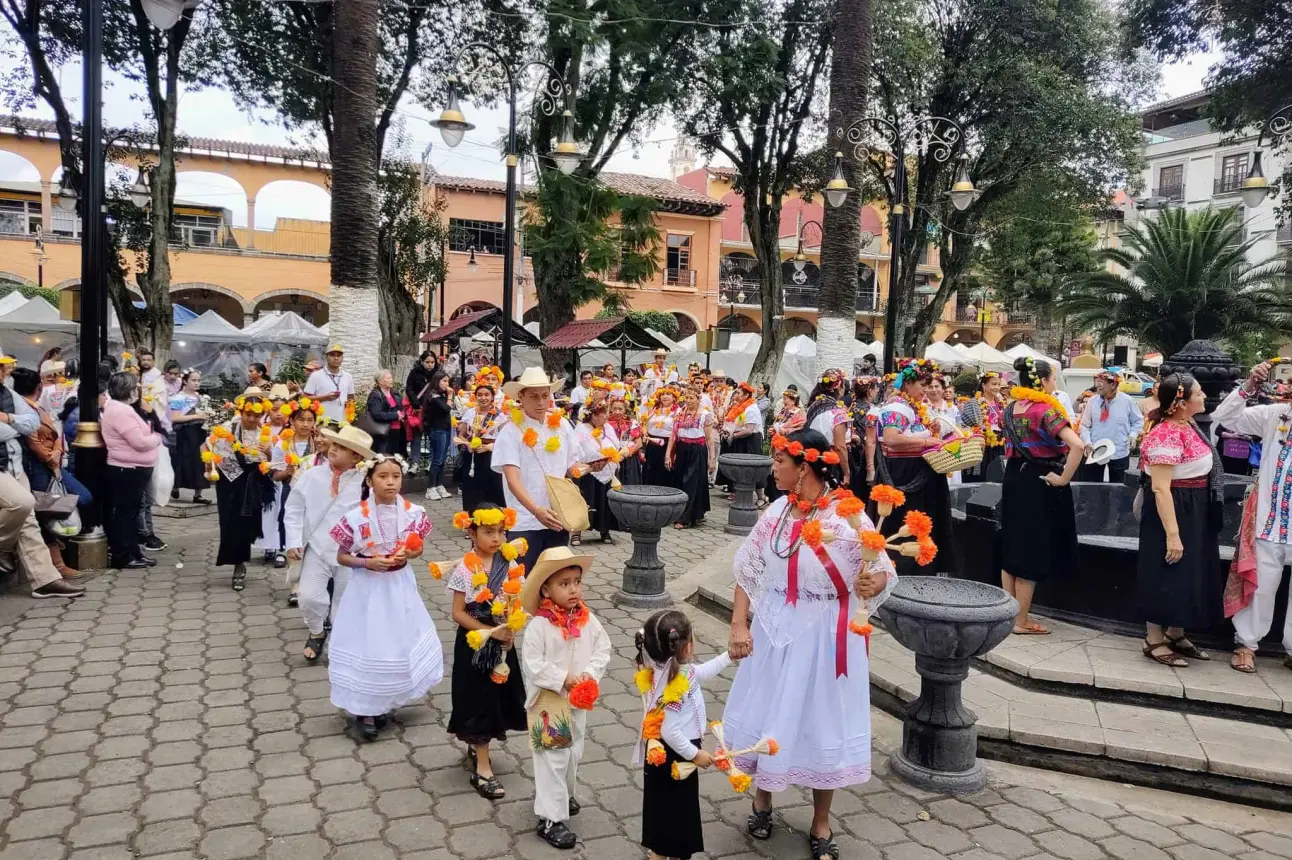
[
  {"xmin": 327, "ymin": 497, "xmax": 442, "ymax": 715},
  {"xmin": 723, "ymin": 497, "xmax": 896, "ymax": 791}
]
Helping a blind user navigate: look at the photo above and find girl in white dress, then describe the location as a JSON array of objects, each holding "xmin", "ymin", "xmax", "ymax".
[
  {"xmin": 329, "ymin": 455, "xmax": 442, "ymax": 741},
  {"xmin": 723, "ymin": 427, "xmax": 895, "ymax": 860}
]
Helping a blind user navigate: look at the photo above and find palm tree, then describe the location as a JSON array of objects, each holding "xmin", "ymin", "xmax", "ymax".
[{"xmin": 1061, "ymin": 207, "xmax": 1292, "ymax": 357}]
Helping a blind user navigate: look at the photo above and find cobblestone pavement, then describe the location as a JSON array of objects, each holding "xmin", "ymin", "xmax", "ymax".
[{"xmin": 1, "ymin": 495, "xmax": 1290, "ymax": 860}]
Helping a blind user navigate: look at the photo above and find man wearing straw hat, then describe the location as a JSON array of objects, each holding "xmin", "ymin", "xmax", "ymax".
[{"xmin": 493, "ymin": 368, "xmax": 601, "ymax": 572}]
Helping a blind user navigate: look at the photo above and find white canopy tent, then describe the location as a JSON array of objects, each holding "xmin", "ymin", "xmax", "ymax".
[
  {"xmin": 924, "ymin": 341, "xmax": 968, "ymax": 366},
  {"xmin": 0, "ymin": 292, "xmax": 30, "ymax": 317},
  {"xmin": 173, "ymin": 310, "xmax": 244, "ymax": 343},
  {"xmin": 0, "ymin": 297, "xmax": 79, "ymax": 365},
  {"xmin": 242, "ymin": 311, "xmax": 328, "ymax": 345},
  {"xmin": 1002, "ymin": 343, "xmax": 1060, "ymax": 366},
  {"xmin": 962, "ymin": 341, "xmax": 1015, "ymax": 372},
  {"xmin": 0, "ymin": 297, "xmax": 78, "ymax": 333}
]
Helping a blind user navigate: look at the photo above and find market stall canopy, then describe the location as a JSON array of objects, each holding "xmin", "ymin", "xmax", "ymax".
[
  {"xmin": 0, "ymin": 297, "xmax": 79, "ymax": 333},
  {"xmin": 1002, "ymin": 343, "xmax": 1059, "ymax": 366},
  {"xmin": 962, "ymin": 341, "xmax": 1014, "ymax": 371},
  {"xmin": 541, "ymin": 316, "xmax": 670, "ymax": 353},
  {"xmin": 421, "ymin": 308, "xmax": 542, "ymax": 347},
  {"xmin": 242, "ymin": 311, "xmax": 328, "ymax": 345},
  {"xmin": 173, "ymin": 310, "xmax": 245, "ymax": 343},
  {"xmin": 924, "ymin": 341, "xmax": 968, "ymax": 365},
  {"xmin": 0, "ymin": 291, "xmax": 30, "ymax": 317}
]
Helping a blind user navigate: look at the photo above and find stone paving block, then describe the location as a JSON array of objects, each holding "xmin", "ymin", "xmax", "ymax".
[
  {"xmin": 883, "ymin": 842, "xmax": 948, "ymax": 860},
  {"xmin": 987, "ymin": 803, "xmax": 1051, "ymax": 834},
  {"xmin": 198, "ymin": 825, "xmax": 266, "ymax": 860},
  {"xmin": 261, "ymin": 801, "xmax": 322, "ymax": 835},
  {"xmin": 1246, "ymin": 834, "xmax": 1292, "ymax": 859},
  {"xmin": 867, "ymin": 791, "xmax": 929, "ymax": 824},
  {"xmin": 1033, "ymin": 830, "xmax": 1106, "ymax": 860},
  {"xmin": 1047, "ymin": 808, "xmax": 1116, "ymax": 841},
  {"xmin": 967, "ymin": 824, "xmax": 1040, "ymax": 860},
  {"xmin": 1167, "ymin": 845, "xmax": 1238, "ymax": 860},
  {"xmin": 200, "ymin": 795, "xmax": 262, "ymax": 828},
  {"xmin": 843, "ymin": 812, "xmax": 909, "ymax": 845},
  {"xmin": 905, "ymin": 820, "xmax": 974, "ymax": 854},
  {"xmin": 138, "ymin": 788, "xmax": 203, "ymax": 822},
  {"xmin": 66, "ymin": 811, "xmax": 139, "ymax": 848},
  {"xmin": 1174, "ymin": 824, "xmax": 1254, "ymax": 855},
  {"xmin": 1103, "ymin": 835, "xmax": 1173, "ymax": 860},
  {"xmin": 76, "ymin": 785, "xmax": 142, "ymax": 815},
  {"xmin": 1108, "ymin": 815, "xmax": 1186, "ymax": 846},
  {"xmin": 927, "ymin": 798, "xmax": 990, "ymax": 829},
  {"xmin": 134, "ymin": 819, "xmax": 203, "ymax": 856},
  {"xmin": 1, "ymin": 837, "xmax": 69, "ymax": 860},
  {"xmin": 999, "ymin": 787, "xmax": 1066, "ymax": 814},
  {"xmin": 385, "ymin": 814, "xmax": 450, "ymax": 852},
  {"xmin": 16, "ymin": 777, "xmax": 83, "ymax": 808},
  {"xmin": 5, "ymin": 805, "xmax": 77, "ymax": 840}
]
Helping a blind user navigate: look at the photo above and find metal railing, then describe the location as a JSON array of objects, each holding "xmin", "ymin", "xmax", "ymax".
[
  {"xmin": 856, "ymin": 292, "xmax": 884, "ymax": 313},
  {"xmin": 1000, "ymin": 308, "xmax": 1036, "ymax": 325},
  {"xmin": 719, "ymin": 280, "xmax": 761, "ymax": 306},
  {"xmin": 663, "ymin": 268, "xmax": 697, "ymax": 287},
  {"xmin": 163, "ymin": 224, "xmax": 331, "ymax": 257},
  {"xmin": 1152, "ymin": 184, "xmax": 1185, "ymax": 202}
]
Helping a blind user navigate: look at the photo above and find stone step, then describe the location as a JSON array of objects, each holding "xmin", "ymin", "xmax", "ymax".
[{"xmin": 978, "ymin": 616, "xmax": 1292, "ymax": 725}]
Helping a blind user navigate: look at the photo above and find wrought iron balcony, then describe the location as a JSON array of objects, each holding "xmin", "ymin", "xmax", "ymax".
[
  {"xmin": 663, "ymin": 268, "xmax": 697, "ymax": 287},
  {"xmin": 719, "ymin": 279, "xmax": 761, "ymax": 307}
]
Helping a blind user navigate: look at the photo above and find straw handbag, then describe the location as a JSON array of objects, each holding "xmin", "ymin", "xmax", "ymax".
[{"xmin": 923, "ymin": 428, "xmax": 986, "ymax": 475}]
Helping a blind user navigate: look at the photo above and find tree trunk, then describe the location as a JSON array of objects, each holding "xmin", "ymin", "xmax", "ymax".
[
  {"xmin": 748, "ymin": 191, "xmax": 787, "ymax": 386},
  {"xmin": 1031, "ymin": 307, "xmax": 1060, "ymax": 358},
  {"xmin": 816, "ymin": 0, "xmax": 872, "ymax": 376},
  {"xmin": 377, "ymin": 237, "xmax": 422, "ymax": 383},
  {"xmin": 329, "ymin": 0, "xmax": 382, "ymax": 393},
  {"xmin": 536, "ymin": 247, "xmax": 580, "ymax": 378}
]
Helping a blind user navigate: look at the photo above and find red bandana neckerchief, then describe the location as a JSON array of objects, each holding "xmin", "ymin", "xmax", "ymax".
[{"xmin": 537, "ymin": 598, "xmax": 590, "ymax": 640}]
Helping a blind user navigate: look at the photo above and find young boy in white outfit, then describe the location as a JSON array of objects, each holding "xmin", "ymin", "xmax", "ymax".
[
  {"xmin": 519, "ymin": 547, "xmax": 612, "ymax": 849},
  {"xmin": 283, "ymin": 425, "xmax": 373, "ymax": 663}
]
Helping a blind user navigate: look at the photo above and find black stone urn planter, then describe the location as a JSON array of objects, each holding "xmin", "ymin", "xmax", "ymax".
[
  {"xmin": 607, "ymin": 485, "xmax": 688, "ymax": 607},
  {"xmin": 718, "ymin": 453, "xmax": 772, "ymax": 536},
  {"xmin": 1159, "ymin": 339, "xmax": 1241, "ymax": 437},
  {"xmin": 877, "ymin": 577, "xmax": 1017, "ymax": 792}
]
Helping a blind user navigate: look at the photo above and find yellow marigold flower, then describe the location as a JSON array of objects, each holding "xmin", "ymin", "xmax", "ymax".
[
  {"xmin": 471, "ymin": 572, "xmax": 488, "ymax": 588},
  {"xmin": 469, "ymin": 437, "xmax": 483, "ymax": 450},
  {"xmin": 729, "ymin": 772, "xmax": 752, "ymax": 793},
  {"xmin": 661, "ymin": 673, "xmax": 690, "ymax": 704},
  {"xmin": 634, "ymin": 668, "xmax": 654, "ymax": 694},
  {"xmin": 544, "ymin": 435, "xmax": 561, "ymax": 453},
  {"xmin": 491, "ymin": 599, "xmax": 505, "ymax": 617},
  {"xmin": 506, "ymin": 608, "xmax": 529, "ymax": 630},
  {"xmin": 466, "ymin": 629, "xmax": 488, "ymax": 650},
  {"xmin": 427, "ymin": 562, "xmax": 443, "ymax": 579},
  {"xmin": 511, "ymin": 408, "xmax": 524, "ymax": 425},
  {"xmin": 500, "ymin": 542, "xmax": 518, "ymax": 562}
]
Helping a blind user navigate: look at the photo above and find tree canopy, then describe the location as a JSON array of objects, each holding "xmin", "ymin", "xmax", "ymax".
[{"xmin": 1060, "ymin": 206, "xmax": 1292, "ymax": 356}]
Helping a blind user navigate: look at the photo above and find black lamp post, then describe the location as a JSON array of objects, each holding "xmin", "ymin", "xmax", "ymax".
[
  {"xmin": 432, "ymin": 51, "xmax": 583, "ymax": 378},
  {"xmin": 823, "ymin": 117, "xmax": 978, "ymax": 373}
]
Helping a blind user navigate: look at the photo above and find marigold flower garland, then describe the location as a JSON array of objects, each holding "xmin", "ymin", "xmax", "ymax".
[
  {"xmin": 1009, "ymin": 385, "xmax": 1066, "ymax": 417},
  {"xmin": 454, "ymin": 531, "xmax": 531, "ymax": 683}
]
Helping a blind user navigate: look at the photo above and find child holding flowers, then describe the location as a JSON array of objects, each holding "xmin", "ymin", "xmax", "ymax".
[
  {"xmin": 633, "ymin": 609, "xmax": 731, "ymax": 860},
  {"xmin": 205, "ymin": 389, "xmax": 278, "ymax": 591},
  {"xmin": 519, "ymin": 547, "xmax": 612, "ymax": 849},
  {"xmin": 329, "ymin": 454, "xmax": 441, "ymax": 741},
  {"xmin": 445, "ymin": 504, "xmax": 529, "ymax": 799}
]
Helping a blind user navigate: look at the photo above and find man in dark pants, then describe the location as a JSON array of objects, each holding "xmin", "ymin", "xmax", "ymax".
[{"xmin": 1077, "ymin": 371, "xmax": 1143, "ymax": 483}]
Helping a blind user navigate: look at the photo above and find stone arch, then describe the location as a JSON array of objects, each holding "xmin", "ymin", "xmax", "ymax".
[
  {"xmin": 172, "ymin": 283, "xmax": 249, "ymax": 327},
  {"xmin": 53, "ymin": 278, "xmax": 81, "ymax": 292},
  {"xmin": 522, "ymin": 306, "xmax": 541, "ymax": 325},
  {"xmin": 996, "ymin": 330, "xmax": 1032, "ymax": 350},
  {"xmin": 0, "ymin": 150, "xmax": 43, "ymax": 182},
  {"xmin": 248, "ymin": 178, "xmax": 333, "ymax": 234},
  {"xmin": 669, "ymin": 311, "xmax": 699, "ymax": 339},
  {"xmin": 946, "ymin": 327, "xmax": 983, "ymax": 346},
  {"xmin": 252, "ymin": 288, "xmax": 330, "ymax": 326},
  {"xmin": 0, "ymin": 271, "xmax": 38, "ymax": 288},
  {"xmin": 717, "ymin": 311, "xmax": 760, "ymax": 333},
  {"xmin": 174, "ymin": 170, "xmax": 249, "ymax": 226},
  {"xmin": 784, "ymin": 317, "xmax": 817, "ymax": 338},
  {"xmin": 171, "ymin": 282, "xmax": 252, "ymax": 313}
]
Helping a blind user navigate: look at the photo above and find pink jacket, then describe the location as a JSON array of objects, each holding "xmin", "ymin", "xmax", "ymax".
[{"xmin": 102, "ymin": 398, "xmax": 162, "ymax": 468}]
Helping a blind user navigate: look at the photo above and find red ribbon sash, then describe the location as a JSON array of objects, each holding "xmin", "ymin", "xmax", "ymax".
[
  {"xmin": 784, "ymin": 533, "xmax": 852, "ymax": 678},
  {"xmin": 785, "ymin": 520, "xmax": 803, "ymax": 606}
]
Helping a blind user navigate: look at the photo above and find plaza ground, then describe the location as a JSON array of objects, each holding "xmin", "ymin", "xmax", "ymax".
[{"xmin": 0, "ymin": 496, "xmax": 1290, "ymax": 860}]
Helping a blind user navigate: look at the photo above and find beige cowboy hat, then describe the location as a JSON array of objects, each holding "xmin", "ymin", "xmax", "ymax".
[
  {"xmin": 502, "ymin": 366, "xmax": 564, "ymax": 399},
  {"xmin": 267, "ymin": 383, "xmax": 292, "ymax": 401},
  {"xmin": 319, "ymin": 424, "xmax": 376, "ymax": 460},
  {"xmin": 519, "ymin": 546, "xmax": 595, "ymax": 615},
  {"xmin": 653, "ymin": 348, "xmax": 668, "ymax": 357},
  {"xmin": 39, "ymin": 360, "xmax": 66, "ymax": 375}
]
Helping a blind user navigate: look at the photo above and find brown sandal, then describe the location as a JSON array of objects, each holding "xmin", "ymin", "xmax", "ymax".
[
  {"xmin": 1231, "ymin": 648, "xmax": 1257, "ymax": 674},
  {"xmin": 1012, "ymin": 621, "xmax": 1051, "ymax": 635},
  {"xmin": 1167, "ymin": 635, "xmax": 1210, "ymax": 660},
  {"xmin": 1144, "ymin": 640, "xmax": 1187, "ymax": 667}
]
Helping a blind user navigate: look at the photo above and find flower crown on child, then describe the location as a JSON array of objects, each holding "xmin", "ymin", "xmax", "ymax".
[
  {"xmin": 452, "ymin": 507, "xmax": 519, "ymax": 530},
  {"xmin": 279, "ymin": 396, "xmax": 325, "ymax": 418},
  {"xmin": 770, "ymin": 433, "xmax": 841, "ymax": 465},
  {"xmin": 358, "ymin": 453, "xmax": 408, "ymax": 476}
]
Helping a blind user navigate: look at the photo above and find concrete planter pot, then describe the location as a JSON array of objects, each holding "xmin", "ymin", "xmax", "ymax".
[
  {"xmin": 607, "ymin": 485, "xmax": 688, "ymax": 607},
  {"xmin": 877, "ymin": 576, "xmax": 1017, "ymax": 792},
  {"xmin": 717, "ymin": 453, "xmax": 772, "ymax": 536}
]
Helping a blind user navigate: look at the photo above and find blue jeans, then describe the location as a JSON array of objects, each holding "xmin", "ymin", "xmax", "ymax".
[
  {"xmin": 27, "ymin": 462, "xmax": 93, "ymax": 506},
  {"xmin": 428, "ymin": 429, "xmax": 450, "ymax": 486}
]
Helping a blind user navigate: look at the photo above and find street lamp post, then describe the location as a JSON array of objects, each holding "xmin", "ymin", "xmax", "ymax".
[
  {"xmin": 432, "ymin": 52, "xmax": 582, "ymax": 378},
  {"xmin": 824, "ymin": 117, "xmax": 977, "ymax": 373},
  {"xmin": 31, "ymin": 236, "xmax": 48, "ymax": 288},
  {"xmin": 1235, "ymin": 103, "xmax": 1291, "ymax": 209}
]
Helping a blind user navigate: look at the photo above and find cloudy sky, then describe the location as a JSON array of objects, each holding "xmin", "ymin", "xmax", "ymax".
[{"xmin": 0, "ymin": 45, "xmax": 1219, "ymax": 230}]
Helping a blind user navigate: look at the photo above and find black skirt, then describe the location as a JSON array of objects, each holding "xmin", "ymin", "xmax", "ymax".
[
  {"xmin": 171, "ymin": 421, "xmax": 208, "ymax": 492},
  {"xmin": 578, "ymin": 473, "xmax": 615, "ymax": 536},
  {"xmin": 643, "ymin": 438, "xmax": 674, "ymax": 487},
  {"xmin": 619, "ymin": 450, "xmax": 644, "ymax": 486},
  {"xmin": 673, "ymin": 441, "xmax": 710, "ymax": 525},
  {"xmin": 642, "ymin": 738, "xmax": 704, "ymax": 859},
  {"xmin": 461, "ymin": 449, "xmax": 505, "ymax": 513},
  {"xmin": 447, "ymin": 626, "xmax": 527, "ymax": 745},
  {"xmin": 214, "ymin": 471, "xmax": 265, "ymax": 566},
  {"xmin": 1137, "ymin": 484, "xmax": 1224, "ymax": 629},
  {"xmin": 998, "ymin": 457, "xmax": 1077, "ymax": 583},
  {"xmin": 873, "ymin": 454, "xmax": 957, "ymax": 575}
]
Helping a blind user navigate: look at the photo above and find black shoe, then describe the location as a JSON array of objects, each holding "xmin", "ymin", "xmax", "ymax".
[
  {"xmin": 192, "ymin": 495, "xmax": 211, "ymax": 505},
  {"xmin": 273, "ymin": 553, "xmax": 288, "ymax": 569},
  {"xmin": 32, "ymin": 580, "xmax": 86, "ymax": 599},
  {"xmin": 170, "ymin": 489, "xmax": 179, "ymax": 500},
  {"xmin": 144, "ymin": 536, "xmax": 166, "ymax": 551},
  {"xmin": 568, "ymin": 798, "xmax": 580, "ymax": 816},
  {"xmin": 140, "ymin": 555, "xmax": 157, "ymax": 567},
  {"xmin": 357, "ymin": 717, "xmax": 379, "ymax": 742},
  {"xmin": 537, "ymin": 819, "xmax": 576, "ymax": 849}
]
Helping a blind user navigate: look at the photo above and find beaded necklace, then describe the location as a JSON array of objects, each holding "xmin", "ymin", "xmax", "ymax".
[{"xmin": 770, "ymin": 492, "xmax": 826, "ymax": 558}]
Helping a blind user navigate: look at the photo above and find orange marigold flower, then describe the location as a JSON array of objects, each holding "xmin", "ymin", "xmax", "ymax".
[
  {"xmin": 771, "ymin": 433, "xmax": 790, "ymax": 450},
  {"xmin": 641, "ymin": 710, "xmax": 664, "ymax": 740},
  {"xmin": 803, "ymin": 448, "xmax": 819, "ymax": 463},
  {"xmin": 490, "ymin": 671, "xmax": 509, "ymax": 685},
  {"xmin": 849, "ymin": 620, "xmax": 874, "ymax": 636},
  {"xmin": 765, "ymin": 738, "xmax": 780, "ymax": 755},
  {"xmin": 507, "ymin": 564, "xmax": 525, "ymax": 579},
  {"xmin": 503, "ymin": 508, "xmax": 518, "ymax": 529},
  {"xmin": 475, "ymin": 588, "xmax": 494, "ymax": 603},
  {"xmin": 916, "ymin": 537, "xmax": 938, "ymax": 566},
  {"xmin": 502, "ymin": 579, "xmax": 522, "ymax": 595},
  {"xmin": 715, "ymin": 756, "xmax": 731, "ymax": 772},
  {"xmin": 569, "ymin": 678, "xmax": 600, "ymax": 710},
  {"xmin": 821, "ymin": 450, "xmax": 840, "ymax": 465},
  {"xmin": 427, "ymin": 562, "xmax": 443, "ymax": 580},
  {"xmin": 522, "ymin": 427, "xmax": 539, "ymax": 447},
  {"xmin": 403, "ymin": 534, "xmax": 423, "ymax": 554},
  {"xmin": 869, "ymin": 485, "xmax": 906, "ymax": 507},
  {"xmin": 787, "ymin": 441, "xmax": 804, "ymax": 457},
  {"xmin": 646, "ymin": 745, "xmax": 667, "ymax": 766},
  {"xmin": 464, "ymin": 552, "xmax": 480, "ymax": 569},
  {"xmin": 453, "ymin": 512, "xmax": 472, "ymax": 529},
  {"xmin": 903, "ymin": 510, "xmax": 933, "ymax": 540},
  {"xmin": 801, "ymin": 520, "xmax": 824, "ymax": 548},
  {"xmin": 545, "ymin": 411, "xmax": 562, "ymax": 429},
  {"xmin": 860, "ymin": 531, "xmax": 887, "ymax": 552},
  {"xmin": 836, "ymin": 496, "xmax": 864, "ymax": 518}
]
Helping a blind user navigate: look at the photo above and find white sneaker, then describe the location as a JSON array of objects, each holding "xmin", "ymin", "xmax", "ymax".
[
  {"xmin": 425, "ymin": 487, "xmax": 436, "ymax": 500},
  {"xmin": 436, "ymin": 486, "xmax": 450, "ymax": 499}
]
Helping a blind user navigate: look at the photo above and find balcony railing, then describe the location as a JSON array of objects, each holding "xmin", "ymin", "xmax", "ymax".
[
  {"xmin": 1214, "ymin": 175, "xmax": 1246, "ymax": 195},
  {"xmin": 1000, "ymin": 308, "xmax": 1036, "ymax": 326},
  {"xmin": 161, "ymin": 224, "xmax": 330, "ymax": 257},
  {"xmin": 1152, "ymin": 184, "xmax": 1184, "ymax": 202},
  {"xmin": 719, "ymin": 280, "xmax": 761, "ymax": 306},
  {"xmin": 855, "ymin": 292, "xmax": 884, "ymax": 314},
  {"xmin": 784, "ymin": 285, "xmax": 820, "ymax": 309},
  {"xmin": 664, "ymin": 268, "xmax": 697, "ymax": 287}
]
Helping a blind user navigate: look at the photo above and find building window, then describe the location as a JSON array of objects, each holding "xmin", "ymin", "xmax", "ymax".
[
  {"xmin": 1217, "ymin": 153, "xmax": 1249, "ymax": 194},
  {"xmin": 1156, "ymin": 165, "xmax": 1184, "ymax": 200},
  {"xmin": 0, "ymin": 199, "xmax": 41, "ymax": 236},
  {"xmin": 171, "ymin": 213, "xmax": 223, "ymax": 247},
  {"xmin": 448, "ymin": 218, "xmax": 506, "ymax": 255},
  {"xmin": 665, "ymin": 233, "xmax": 693, "ymax": 286},
  {"xmin": 51, "ymin": 208, "xmax": 80, "ymax": 239}
]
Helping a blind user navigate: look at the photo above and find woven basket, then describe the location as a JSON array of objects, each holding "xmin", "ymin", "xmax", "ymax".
[{"xmin": 923, "ymin": 433, "xmax": 986, "ymax": 474}]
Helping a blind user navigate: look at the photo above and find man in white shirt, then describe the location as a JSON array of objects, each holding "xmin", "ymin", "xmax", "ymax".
[
  {"xmin": 570, "ymin": 370, "xmax": 594, "ymax": 408},
  {"xmin": 302, "ymin": 344, "xmax": 355, "ymax": 425},
  {"xmin": 138, "ymin": 350, "xmax": 161, "ymax": 387},
  {"xmin": 493, "ymin": 367, "xmax": 604, "ymax": 571}
]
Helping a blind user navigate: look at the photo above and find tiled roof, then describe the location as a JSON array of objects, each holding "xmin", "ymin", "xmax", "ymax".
[
  {"xmin": 0, "ymin": 115, "xmax": 330, "ymax": 164},
  {"xmin": 542, "ymin": 316, "xmax": 669, "ymax": 350},
  {"xmin": 705, "ymin": 166, "xmax": 739, "ymax": 178},
  {"xmin": 431, "ymin": 171, "xmax": 726, "ymax": 216},
  {"xmin": 1140, "ymin": 90, "xmax": 1208, "ymax": 116}
]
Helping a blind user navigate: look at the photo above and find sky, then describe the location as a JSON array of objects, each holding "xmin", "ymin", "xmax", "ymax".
[{"xmin": 0, "ymin": 45, "xmax": 1220, "ymax": 229}]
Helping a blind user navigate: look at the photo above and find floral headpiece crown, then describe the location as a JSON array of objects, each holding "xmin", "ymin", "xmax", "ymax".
[
  {"xmin": 358, "ymin": 452, "xmax": 408, "ymax": 477},
  {"xmin": 771, "ymin": 433, "xmax": 841, "ymax": 465},
  {"xmin": 979, "ymin": 370, "xmax": 1000, "ymax": 384},
  {"xmin": 233, "ymin": 395, "xmax": 270, "ymax": 414},
  {"xmin": 894, "ymin": 358, "xmax": 936, "ymax": 390},
  {"xmin": 1163, "ymin": 375, "xmax": 1188, "ymax": 415},
  {"xmin": 737, "ymin": 381, "xmax": 756, "ymax": 395},
  {"xmin": 280, "ymin": 396, "xmax": 325, "ymax": 418},
  {"xmin": 653, "ymin": 385, "xmax": 682, "ymax": 403},
  {"xmin": 820, "ymin": 368, "xmax": 844, "ymax": 387},
  {"xmin": 453, "ymin": 507, "xmax": 519, "ymax": 530}
]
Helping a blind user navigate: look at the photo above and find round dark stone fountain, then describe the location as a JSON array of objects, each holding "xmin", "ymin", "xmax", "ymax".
[
  {"xmin": 877, "ymin": 576, "xmax": 1018, "ymax": 792},
  {"xmin": 607, "ymin": 485, "xmax": 687, "ymax": 607},
  {"xmin": 1159, "ymin": 339, "xmax": 1242, "ymax": 437},
  {"xmin": 718, "ymin": 453, "xmax": 772, "ymax": 536}
]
